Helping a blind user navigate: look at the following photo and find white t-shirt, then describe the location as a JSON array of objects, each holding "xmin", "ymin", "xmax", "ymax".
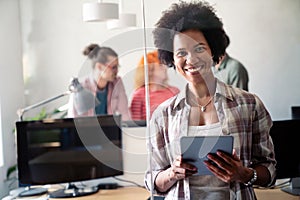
[{"xmin": 188, "ymin": 123, "xmax": 235, "ymax": 200}]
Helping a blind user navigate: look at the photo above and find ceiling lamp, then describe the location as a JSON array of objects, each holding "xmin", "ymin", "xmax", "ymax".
[
  {"xmin": 107, "ymin": 13, "xmax": 136, "ymax": 29},
  {"xmin": 106, "ymin": 0, "xmax": 136, "ymax": 29},
  {"xmin": 82, "ymin": 1, "xmax": 119, "ymax": 22}
]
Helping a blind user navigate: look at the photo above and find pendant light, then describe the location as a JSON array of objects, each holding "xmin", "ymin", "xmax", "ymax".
[
  {"xmin": 82, "ymin": 1, "xmax": 119, "ymax": 22},
  {"xmin": 106, "ymin": 0, "xmax": 136, "ymax": 29}
]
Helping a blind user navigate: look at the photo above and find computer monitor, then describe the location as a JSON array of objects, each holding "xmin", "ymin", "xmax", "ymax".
[
  {"xmin": 291, "ymin": 106, "xmax": 300, "ymax": 119},
  {"xmin": 269, "ymin": 119, "xmax": 300, "ymax": 195},
  {"xmin": 122, "ymin": 120, "xmax": 146, "ymax": 127},
  {"xmin": 16, "ymin": 114, "xmax": 123, "ymax": 198}
]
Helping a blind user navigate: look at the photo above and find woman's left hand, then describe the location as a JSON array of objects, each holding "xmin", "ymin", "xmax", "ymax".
[{"xmin": 203, "ymin": 149, "xmax": 250, "ymax": 183}]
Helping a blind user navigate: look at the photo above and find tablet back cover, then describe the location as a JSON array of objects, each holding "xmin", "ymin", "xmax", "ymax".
[{"xmin": 180, "ymin": 136, "xmax": 233, "ymax": 176}]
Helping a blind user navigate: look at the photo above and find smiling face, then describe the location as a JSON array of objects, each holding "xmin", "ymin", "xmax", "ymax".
[{"xmin": 173, "ymin": 29, "xmax": 214, "ymax": 85}]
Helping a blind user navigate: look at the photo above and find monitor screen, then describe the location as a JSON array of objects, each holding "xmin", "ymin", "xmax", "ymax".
[
  {"xmin": 16, "ymin": 114, "xmax": 123, "ymax": 197},
  {"xmin": 291, "ymin": 106, "xmax": 300, "ymax": 119},
  {"xmin": 269, "ymin": 119, "xmax": 300, "ymax": 180},
  {"xmin": 122, "ymin": 120, "xmax": 146, "ymax": 127}
]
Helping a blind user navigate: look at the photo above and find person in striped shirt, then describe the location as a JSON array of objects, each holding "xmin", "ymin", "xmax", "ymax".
[{"xmin": 130, "ymin": 50, "xmax": 180, "ymax": 120}]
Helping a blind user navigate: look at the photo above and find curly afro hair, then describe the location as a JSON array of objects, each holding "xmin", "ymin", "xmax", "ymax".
[{"xmin": 153, "ymin": 0, "xmax": 228, "ymax": 68}]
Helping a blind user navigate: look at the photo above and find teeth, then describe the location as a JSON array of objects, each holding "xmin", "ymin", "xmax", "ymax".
[{"xmin": 185, "ymin": 67, "xmax": 201, "ymax": 72}]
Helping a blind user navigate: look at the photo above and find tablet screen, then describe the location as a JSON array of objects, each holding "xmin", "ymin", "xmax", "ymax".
[{"xmin": 180, "ymin": 135, "xmax": 233, "ymax": 176}]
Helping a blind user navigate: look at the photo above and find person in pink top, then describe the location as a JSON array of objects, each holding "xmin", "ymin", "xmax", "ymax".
[
  {"xmin": 130, "ymin": 50, "xmax": 180, "ymax": 120},
  {"xmin": 68, "ymin": 43, "xmax": 131, "ymax": 121}
]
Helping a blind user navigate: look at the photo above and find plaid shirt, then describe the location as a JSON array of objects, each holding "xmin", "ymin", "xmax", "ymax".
[{"xmin": 144, "ymin": 79, "xmax": 276, "ymax": 200}]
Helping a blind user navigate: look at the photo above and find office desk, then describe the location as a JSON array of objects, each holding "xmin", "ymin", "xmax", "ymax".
[
  {"xmin": 255, "ymin": 187, "xmax": 300, "ymax": 200},
  {"xmin": 49, "ymin": 187, "xmax": 150, "ymax": 200},
  {"xmin": 48, "ymin": 186, "xmax": 300, "ymax": 200}
]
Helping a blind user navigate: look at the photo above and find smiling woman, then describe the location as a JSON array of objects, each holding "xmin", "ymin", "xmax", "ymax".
[{"xmin": 145, "ymin": 1, "xmax": 276, "ymax": 199}]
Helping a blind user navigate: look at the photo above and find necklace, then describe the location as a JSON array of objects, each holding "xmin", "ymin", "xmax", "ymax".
[
  {"xmin": 199, "ymin": 96, "xmax": 214, "ymax": 112},
  {"xmin": 191, "ymin": 96, "xmax": 214, "ymax": 112}
]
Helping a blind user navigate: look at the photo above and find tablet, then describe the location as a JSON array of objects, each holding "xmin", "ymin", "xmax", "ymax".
[{"xmin": 180, "ymin": 135, "xmax": 233, "ymax": 176}]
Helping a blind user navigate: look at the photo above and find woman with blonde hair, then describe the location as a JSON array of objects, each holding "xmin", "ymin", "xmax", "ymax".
[{"xmin": 130, "ymin": 50, "xmax": 180, "ymax": 120}]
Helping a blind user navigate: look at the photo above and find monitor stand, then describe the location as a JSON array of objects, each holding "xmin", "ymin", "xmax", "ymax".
[
  {"xmin": 281, "ymin": 177, "xmax": 300, "ymax": 196},
  {"xmin": 18, "ymin": 187, "xmax": 48, "ymax": 197},
  {"xmin": 49, "ymin": 183, "xmax": 99, "ymax": 198}
]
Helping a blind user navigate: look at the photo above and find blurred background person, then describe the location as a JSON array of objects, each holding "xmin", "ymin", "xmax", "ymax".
[
  {"xmin": 130, "ymin": 50, "xmax": 180, "ymax": 120},
  {"xmin": 68, "ymin": 43, "xmax": 131, "ymax": 120},
  {"xmin": 212, "ymin": 34, "xmax": 249, "ymax": 91}
]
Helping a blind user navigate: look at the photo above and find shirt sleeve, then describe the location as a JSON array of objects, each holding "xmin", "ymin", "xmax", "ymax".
[
  {"xmin": 144, "ymin": 110, "xmax": 172, "ymax": 195},
  {"xmin": 250, "ymin": 94, "xmax": 276, "ymax": 186}
]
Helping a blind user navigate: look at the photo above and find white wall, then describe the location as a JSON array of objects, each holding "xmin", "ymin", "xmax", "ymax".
[{"xmin": 0, "ymin": 0, "xmax": 24, "ymax": 197}]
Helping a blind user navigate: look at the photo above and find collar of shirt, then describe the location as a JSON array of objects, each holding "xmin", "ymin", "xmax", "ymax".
[{"xmin": 173, "ymin": 79, "xmax": 234, "ymax": 110}]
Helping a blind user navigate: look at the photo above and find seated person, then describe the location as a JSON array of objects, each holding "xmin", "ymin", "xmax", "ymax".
[
  {"xmin": 130, "ymin": 50, "xmax": 180, "ymax": 120},
  {"xmin": 68, "ymin": 43, "xmax": 130, "ymax": 120}
]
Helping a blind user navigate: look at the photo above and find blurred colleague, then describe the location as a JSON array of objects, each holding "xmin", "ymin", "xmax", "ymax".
[
  {"xmin": 212, "ymin": 34, "xmax": 249, "ymax": 91},
  {"xmin": 130, "ymin": 50, "xmax": 180, "ymax": 120},
  {"xmin": 68, "ymin": 43, "xmax": 130, "ymax": 120}
]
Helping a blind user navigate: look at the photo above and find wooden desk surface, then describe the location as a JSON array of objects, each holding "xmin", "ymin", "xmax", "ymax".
[
  {"xmin": 255, "ymin": 187, "xmax": 300, "ymax": 200},
  {"xmin": 50, "ymin": 187, "xmax": 150, "ymax": 200},
  {"xmin": 48, "ymin": 186, "xmax": 300, "ymax": 200}
]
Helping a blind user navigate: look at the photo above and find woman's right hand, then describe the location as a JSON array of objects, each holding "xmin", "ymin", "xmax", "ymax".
[
  {"xmin": 168, "ymin": 155, "xmax": 198, "ymax": 181},
  {"xmin": 155, "ymin": 155, "xmax": 197, "ymax": 193}
]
